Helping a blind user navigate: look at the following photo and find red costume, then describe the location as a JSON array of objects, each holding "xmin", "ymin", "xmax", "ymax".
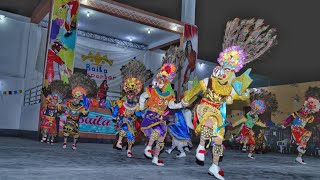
[{"xmin": 61, "ymin": 0, "xmax": 79, "ymax": 33}]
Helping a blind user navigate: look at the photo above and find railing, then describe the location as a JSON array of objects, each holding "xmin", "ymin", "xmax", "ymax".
[{"xmin": 24, "ymin": 85, "xmax": 42, "ymax": 106}]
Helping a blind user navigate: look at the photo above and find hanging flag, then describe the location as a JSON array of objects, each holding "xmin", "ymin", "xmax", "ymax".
[{"xmin": 44, "ymin": 0, "xmax": 80, "ymax": 86}]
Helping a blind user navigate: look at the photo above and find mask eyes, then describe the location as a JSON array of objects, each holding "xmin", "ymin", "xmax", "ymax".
[{"xmin": 224, "ymin": 68, "xmax": 231, "ymax": 73}]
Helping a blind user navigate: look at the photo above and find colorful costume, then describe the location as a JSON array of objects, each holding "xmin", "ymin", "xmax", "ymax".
[
  {"xmin": 233, "ymin": 100, "xmax": 267, "ymax": 159},
  {"xmin": 113, "ymin": 60, "xmax": 152, "ymax": 157},
  {"xmin": 139, "ymin": 47, "xmax": 186, "ymax": 166},
  {"xmin": 40, "ymin": 94, "xmax": 61, "ymax": 144},
  {"xmin": 182, "ymin": 18, "xmax": 277, "ymax": 179},
  {"xmin": 255, "ymin": 128, "xmax": 267, "ymax": 154},
  {"xmin": 62, "ymin": 86, "xmax": 88, "ymax": 150},
  {"xmin": 282, "ymin": 97, "xmax": 320, "ymax": 164},
  {"xmin": 166, "ymin": 109, "xmax": 193, "ymax": 158},
  {"xmin": 40, "ymin": 81, "xmax": 70, "ymax": 144}
]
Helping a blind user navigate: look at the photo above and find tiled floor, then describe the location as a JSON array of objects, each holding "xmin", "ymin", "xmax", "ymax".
[{"xmin": 0, "ymin": 137, "xmax": 319, "ymax": 180}]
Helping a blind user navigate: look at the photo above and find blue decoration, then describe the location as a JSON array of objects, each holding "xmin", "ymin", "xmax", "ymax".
[
  {"xmin": 82, "ymin": 94, "xmax": 89, "ymax": 109},
  {"xmin": 167, "ymin": 110, "xmax": 191, "ymax": 141},
  {"xmin": 232, "ymin": 81, "xmax": 243, "ymax": 95}
]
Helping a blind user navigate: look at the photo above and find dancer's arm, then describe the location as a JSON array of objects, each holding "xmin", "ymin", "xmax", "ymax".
[
  {"xmin": 139, "ymin": 92, "xmax": 149, "ymax": 110},
  {"xmin": 256, "ymin": 120, "xmax": 267, "ymax": 128},
  {"xmin": 112, "ymin": 104, "xmax": 120, "ymax": 119},
  {"xmin": 182, "ymin": 78, "xmax": 207, "ymax": 106},
  {"xmin": 168, "ymin": 100, "xmax": 183, "ymax": 109},
  {"xmin": 232, "ymin": 117, "xmax": 246, "ymax": 127},
  {"xmin": 282, "ymin": 114, "xmax": 295, "ymax": 128}
]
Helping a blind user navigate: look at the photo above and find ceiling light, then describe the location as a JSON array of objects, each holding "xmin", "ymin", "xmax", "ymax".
[
  {"xmin": 0, "ymin": 15, "xmax": 5, "ymax": 21},
  {"xmin": 147, "ymin": 29, "xmax": 151, "ymax": 34},
  {"xmin": 129, "ymin": 37, "xmax": 132, "ymax": 42},
  {"xmin": 86, "ymin": 11, "xmax": 90, "ymax": 17}
]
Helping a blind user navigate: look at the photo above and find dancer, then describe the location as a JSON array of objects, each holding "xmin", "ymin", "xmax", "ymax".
[
  {"xmin": 181, "ymin": 18, "xmax": 277, "ymax": 179},
  {"xmin": 61, "ymin": 72, "xmax": 97, "ymax": 149},
  {"xmin": 232, "ymin": 100, "xmax": 267, "ymax": 159},
  {"xmin": 62, "ymin": 86, "xmax": 88, "ymax": 150},
  {"xmin": 255, "ymin": 128, "xmax": 267, "ymax": 154},
  {"xmin": 166, "ymin": 109, "xmax": 194, "ymax": 158},
  {"xmin": 282, "ymin": 97, "xmax": 320, "ymax": 164},
  {"xmin": 113, "ymin": 60, "xmax": 152, "ymax": 157},
  {"xmin": 139, "ymin": 47, "xmax": 186, "ymax": 166},
  {"xmin": 40, "ymin": 81, "xmax": 70, "ymax": 144}
]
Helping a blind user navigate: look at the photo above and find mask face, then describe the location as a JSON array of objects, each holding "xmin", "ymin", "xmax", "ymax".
[
  {"xmin": 212, "ymin": 66, "xmax": 235, "ymax": 84},
  {"xmin": 154, "ymin": 76, "xmax": 167, "ymax": 90},
  {"xmin": 126, "ymin": 91, "xmax": 135, "ymax": 100},
  {"xmin": 303, "ymin": 98, "xmax": 320, "ymax": 114},
  {"xmin": 72, "ymin": 97, "xmax": 80, "ymax": 105}
]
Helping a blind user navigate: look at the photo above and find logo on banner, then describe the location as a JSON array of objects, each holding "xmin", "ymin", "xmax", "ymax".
[
  {"xmin": 81, "ymin": 52, "xmax": 113, "ymax": 66},
  {"xmin": 79, "ymin": 112, "xmax": 116, "ymax": 134},
  {"xmin": 82, "ymin": 52, "xmax": 116, "ymax": 81}
]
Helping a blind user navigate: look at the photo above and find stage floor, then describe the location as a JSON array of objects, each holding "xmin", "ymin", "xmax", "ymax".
[{"xmin": 0, "ymin": 137, "xmax": 319, "ymax": 180}]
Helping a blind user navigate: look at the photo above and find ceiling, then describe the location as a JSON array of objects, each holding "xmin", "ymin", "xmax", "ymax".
[
  {"xmin": 43, "ymin": 6, "xmax": 178, "ymax": 46},
  {"xmin": 1, "ymin": 0, "xmax": 320, "ymax": 86},
  {"xmin": 0, "ymin": 0, "xmax": 42, "ymax": 17}
]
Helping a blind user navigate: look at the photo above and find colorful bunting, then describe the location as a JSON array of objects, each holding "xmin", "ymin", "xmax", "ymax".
[{"xmin": 0, "ymin": 89, "xmax": 23, "ymax": 96}]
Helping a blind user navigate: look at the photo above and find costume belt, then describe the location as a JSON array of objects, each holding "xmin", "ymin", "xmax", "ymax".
[
  {"xmin": 67, "ymin": 116, "xmax": 79, "ymax": 121},
  {"xmin": 201, "ymin": 99, "xmax": 220, "ymax": 108},
  {"xmin": 148, "ymin": 108, "xmax": 165, "ymax": 116}
]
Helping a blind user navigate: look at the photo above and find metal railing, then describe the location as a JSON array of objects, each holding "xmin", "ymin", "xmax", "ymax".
[{"xmin": 24, "ymin": 85, "xmax": 42, "ymax": 106}]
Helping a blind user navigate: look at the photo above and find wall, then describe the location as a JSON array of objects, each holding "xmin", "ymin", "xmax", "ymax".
[
  {"xmin": 20, "ymin": 25, "xmax": 46, "ymax": 131},
  {"xmin": 0, "ymin": 77, "xmax": 25, "ymax": 129},
  {"xmin": 0, "ymin": 11, "xmax": 30, "ymax": 130}
]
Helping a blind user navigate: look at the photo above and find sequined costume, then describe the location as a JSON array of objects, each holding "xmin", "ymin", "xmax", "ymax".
[
  {"xmin": 113, "ymin": 60, "xmax": 152, "ymax": 157},
  {"xmin": 140, "ymin": 47, "xmax": 186, "ymax": 166},
  {"xmin": 113, "ymin": 100, "xmax": 141, "ymax": 146},
  {"xmin": 40, "ymin": 95, "xmax": 61, "ymax": 144},
  {"xmin": 40, "ymin": 101, "xmax": 58, "ymax": 142},
  {"xmin": 62, "ymin": 72, "xmax": 97, "ymax": 150},
  {"xmin": 255, "ymin": 129, "xmax": 267, "ymax": 153},
  {"xmin": 233, "ymin": 100, "xmax": 267, "ymax": 159},
  {"xmin": 181, "ymin": 18, "xmax": 277, "ymax": 180},
  {"xmin": 40, "ymin": 81, "xmax": 70, "ymax": 144},
  {"xmin": 63, "ymin": 101, "xmax": 87, "ymax": 140},
  {"xmin": 166, "ymin": 109, "xmax": 193, "ymax": 158},
  {"xmin": 282, "ymin": 96, "xmax": 319, "ymax": 164}
]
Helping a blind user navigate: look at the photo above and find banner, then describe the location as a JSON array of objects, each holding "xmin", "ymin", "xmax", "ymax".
[
  {"xmin": 59, "ymin": 111, "xmax": 117, "ymax": 134},
  {"xmin": 74, "ymin": 38, "xmax": 145, "ymax": 93},
  {"xmin": 182, "ymin": 24, "xmax": 198, "ymax": 88},
  {"xmin": 44, "ymin": 0, "xmax": 80, "ymax": 86}
]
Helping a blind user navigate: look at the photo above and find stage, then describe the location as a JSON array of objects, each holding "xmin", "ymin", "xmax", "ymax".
[{"xmin": 0, "ymin": 137, "xmax": 319, "ymax": 180}]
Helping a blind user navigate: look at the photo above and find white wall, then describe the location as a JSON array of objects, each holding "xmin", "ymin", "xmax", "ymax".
[
  {"xmin": 20, "ymin": 24, "xmax": 46, "ymax": 131},
  {"xmin": 0, "ymin": 77, "xmax": 25, "ymax": 129},
  {"xmin": 0, "ymin": 11, "xmax": 45, "ymax": 131}
]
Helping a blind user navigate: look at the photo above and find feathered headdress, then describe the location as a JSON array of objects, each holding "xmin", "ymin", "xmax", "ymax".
[
  {"xmin": 250, "ymin": 100, "xmax": 266, "ymax": 114},
  {"xmin": 161, "ymin": 46, "xmax": 185, "ymax": 73},
  {"xmin": 218, "ymin": 18, "xmax": 277, "ymax": 72},
  {"xmin": 46, "ymin": 80, "xmax": 71, "ymax": 102},
  {"xmin": 157, "ymin": 46, "xmax": 184, "ymax": 82},
  {"xmin": 69, "ymin": 72, "xmax": 98, "ymax": 98},
  {"xmin": 120, "ymin": 59, "xmax": 153, "ymax": 95}
]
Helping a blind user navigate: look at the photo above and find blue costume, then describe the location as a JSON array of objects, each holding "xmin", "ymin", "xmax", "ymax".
[{"xmin": 112, "ymin": 99, "xmax": 142, "ymax": 147}]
